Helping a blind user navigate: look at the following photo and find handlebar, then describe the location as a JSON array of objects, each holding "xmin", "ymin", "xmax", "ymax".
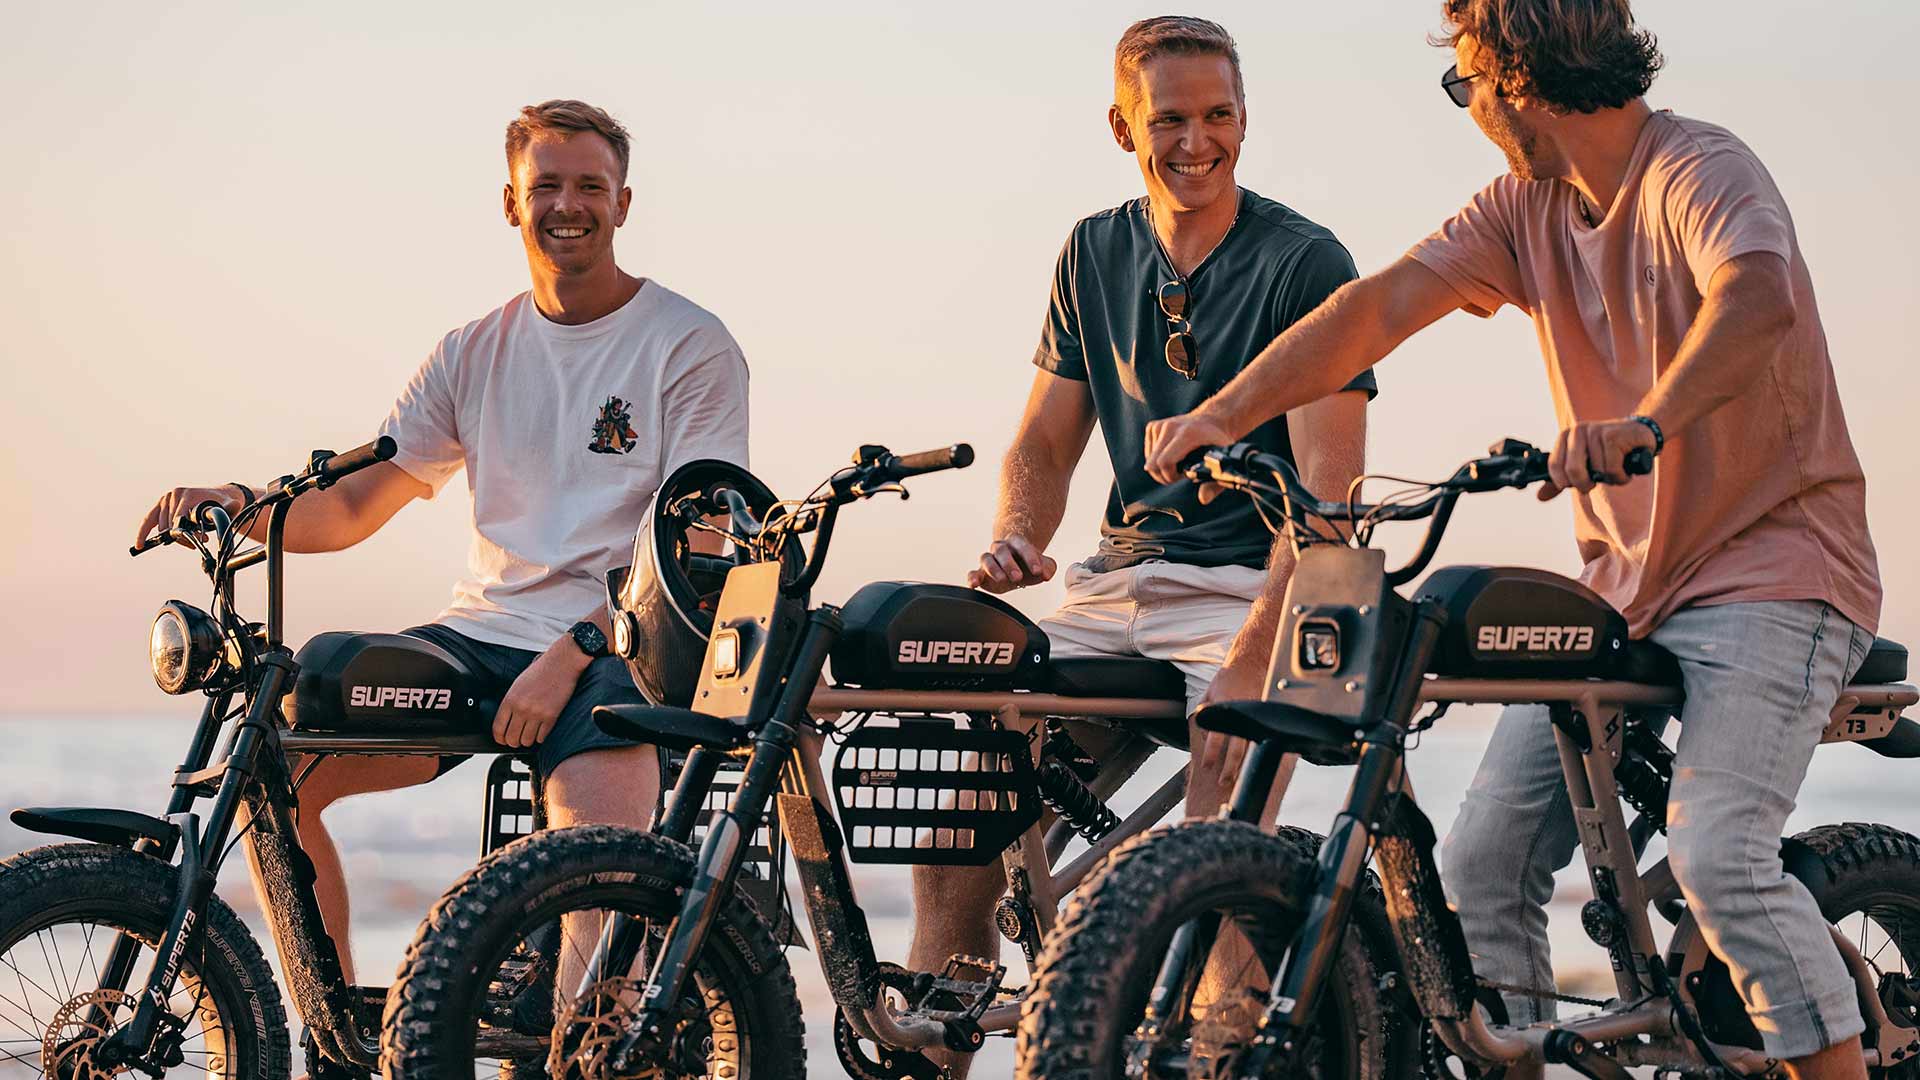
[
  {"xmin": 1190, "ymin": 436, "xmax": 1654, "ymax": 586},
  {"xmin": 312, "ymin": 435, "xmax": 397, "ymax": 488},
  {"xmin": 130, "ymin": 435, "xmax": 400, "ymax": 558},
  {"xmin": 710, "ymin": 486, "xmax": 762, "ymax": 539},
  {"xmin": 870, "ymin": 443, "xmax": 975, "ymax": 482}
]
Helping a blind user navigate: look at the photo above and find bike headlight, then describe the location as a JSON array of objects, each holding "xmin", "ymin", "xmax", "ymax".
[
  {"xmin": 150, "ymin": 601, "xmax": 225, "ymax": 695},
  {"xmin": 1298, "ymin": 620, "xmax": 1341, "ymax": 671},
  {"xmin": 710, "ymin": 627, "xmax": 742, "ymax": 679}
]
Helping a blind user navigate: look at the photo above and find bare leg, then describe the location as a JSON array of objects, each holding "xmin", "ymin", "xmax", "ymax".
[
  {"xmin": 242, "ymin": 754, "xmax": 442, "ymax": 985},
  {"xmin": 544, "ymin": 744, "xmax": 660, "ymax": 999},
  {"xmin": 907, "ymin": 862, "xmax": 1008, "ymax": 1078},
  {"xmin": 1785, "ymin": 1035, "xmax": 1869, "ymax": 1080},
  {"xmin": 1184, "ymin": 727, "xmax": 1299, "ymax": 1017}
]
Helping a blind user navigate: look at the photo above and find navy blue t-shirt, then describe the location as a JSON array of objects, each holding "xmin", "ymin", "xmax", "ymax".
[{"xmin": 1035, "ymin": 188, "xmax": 1377, "ymax": 572}]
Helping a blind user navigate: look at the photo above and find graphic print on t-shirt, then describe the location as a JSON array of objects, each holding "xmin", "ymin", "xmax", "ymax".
[{"xmin": 588, "ymin": 395, "xmax": 638, "ymax": 455}]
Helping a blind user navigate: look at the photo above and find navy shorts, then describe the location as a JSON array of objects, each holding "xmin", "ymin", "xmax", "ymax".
[{"xmin": 400, "ymin": 623, "xmax": 651, "ymax": 778}]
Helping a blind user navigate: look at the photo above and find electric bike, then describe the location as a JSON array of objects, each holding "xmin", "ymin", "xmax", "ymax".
[
  {"xmin": 378, "ymin": 443, "xmax": 1410, "ymax": 1080},
  {"xmin": 1, "ymin": 437, "xmax": 558, "ymax": 1080},
  {"xmin": 1018, "ymin": 439, "xmax": 1920, "ymax": 1079}
]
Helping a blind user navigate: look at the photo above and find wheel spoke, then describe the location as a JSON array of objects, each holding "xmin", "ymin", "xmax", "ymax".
[{"xmin": 0, "ymin": 952, "xmax": 67, "ymax": 1019}]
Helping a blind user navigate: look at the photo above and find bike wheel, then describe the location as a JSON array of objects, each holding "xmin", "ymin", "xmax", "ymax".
[
  {"xmin": 381, "ymin": 824, "xmax": 803, "ymax": 1080},
  {"xmin": 1688, "ymin": 823, "xmax": 1920, "ymax": 1078},
  {"xmin": 1018, "ymin": 820, "xmax": 1402, "ymax": 1080},
  {"xmin": 0, "ymin": 843, "xmax": 290, "ymax": 1080}
]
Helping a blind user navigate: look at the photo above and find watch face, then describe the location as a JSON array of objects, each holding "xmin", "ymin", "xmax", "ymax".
[{"xmin": 572, "ymin": 622, "xmax": 608, "ymax": 658}]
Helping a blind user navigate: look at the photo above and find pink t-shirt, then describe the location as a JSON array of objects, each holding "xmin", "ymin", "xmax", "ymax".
[{"xmin": 1409, "ymin": 111, "xmax": 1879, "ymax": 636}]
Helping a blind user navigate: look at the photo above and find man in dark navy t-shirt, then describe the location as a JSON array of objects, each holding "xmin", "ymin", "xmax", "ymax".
[{"xmin": 914, "ymin": 20, "xmax": 1372, "ymax": 1072}]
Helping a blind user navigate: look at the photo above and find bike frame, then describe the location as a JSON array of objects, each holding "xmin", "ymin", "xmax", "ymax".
[{"xmin": 578, "ymin": 605, "xmax": 1193, "ymax": 1065}]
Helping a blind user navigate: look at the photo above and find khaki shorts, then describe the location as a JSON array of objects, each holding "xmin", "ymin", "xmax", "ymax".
[{"xmin": 1038, "ymin": 560, "xmax": 1267, "ymax": 714}]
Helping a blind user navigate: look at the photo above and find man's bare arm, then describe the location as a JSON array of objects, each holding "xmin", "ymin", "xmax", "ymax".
[
  {"xmin": 967, "ymin": 370, "xmax": 1098, "ymax": 592},
  {"xmin": 1143, "ymin": 256, "xmax": 1461, "ymax": 484},
  {"xmin": 135, "ymin": 460, "xmax": 431, "ymax": 554}
]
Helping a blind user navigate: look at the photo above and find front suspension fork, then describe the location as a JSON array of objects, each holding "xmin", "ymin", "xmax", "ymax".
[
  {"xmin": 100, "ymin": 659, "xmax": 294, "ymax": 1070},
  {"xmin": 605, "ymin": 611, "xmax": 841, "ymax": 1069}
]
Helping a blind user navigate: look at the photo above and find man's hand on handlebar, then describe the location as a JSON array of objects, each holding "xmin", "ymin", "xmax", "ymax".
[
  {"xmin": 1539, "ymin": 418, "xmax": 1658, "ymax": 501},
  {"xmin": 136, "ymin": 485, "xmax": 248, "ymax": 551},
  {"xmin": 967, "ymin": 536, "xmax": 1057, "ymax": 594},
  {"xmin": 1144, "ymin": 409, "xmax": 1238, "ymax": 487}
]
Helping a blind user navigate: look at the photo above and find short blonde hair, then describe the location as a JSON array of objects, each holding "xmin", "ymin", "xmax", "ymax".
[
  {"xmin": 505, "ymin": 99, "xmax": 632, "ymax": 183},
  {"xmin": 1114, "ymin": 16, "xmax": 1244, "ymax": 114}
]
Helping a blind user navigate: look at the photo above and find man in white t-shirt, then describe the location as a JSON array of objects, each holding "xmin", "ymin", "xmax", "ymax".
[{"xmin": 134, "ymin": 100, "xmax": 749, "ymax": 991}]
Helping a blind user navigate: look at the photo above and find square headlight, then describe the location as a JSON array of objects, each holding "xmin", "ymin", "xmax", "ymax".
[
  {"xmin": 710, "ymin": 627, "xmax": 741, "ymax": 679},
  {"xmin": 1298, "ymin": 621, "xmax": 1341, "ymax": 671}
]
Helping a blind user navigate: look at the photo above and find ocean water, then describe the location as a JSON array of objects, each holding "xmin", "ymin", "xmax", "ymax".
[{"xmin": 2, "ymin": 711, "xmax": 1914, "ymax": 1078}]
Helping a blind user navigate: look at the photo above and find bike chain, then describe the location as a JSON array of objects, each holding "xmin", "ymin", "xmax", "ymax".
[{"xmin": 1475, "ymin": 978, "xmax": 1612, "ymax": 1010}]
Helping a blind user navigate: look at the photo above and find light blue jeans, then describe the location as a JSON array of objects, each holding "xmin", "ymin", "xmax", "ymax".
[{"xmin": 1438, "ymin": 600, "xmax": 1872, "ymax": 1059}]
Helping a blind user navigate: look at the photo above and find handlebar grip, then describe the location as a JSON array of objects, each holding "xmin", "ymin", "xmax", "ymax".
[
  {"xmin": 314, "ymin": 436, "xmax": 397, "ymax": 485},
  {"xmin": 882, "ymin": 443, "xmax": 974, "ymax": 480},
  {"xmin": 710, "ymin": 485, "xmax": 763, "ymax": 537},
  {"xmin": 1623, "ymin": 447, "xmax": 1654, "ymax": 476}
]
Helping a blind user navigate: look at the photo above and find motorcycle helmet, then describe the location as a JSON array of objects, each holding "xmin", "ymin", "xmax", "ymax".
[{"xmin": 606, "ymin": 459, "xmax": 793, "ymax": 707}]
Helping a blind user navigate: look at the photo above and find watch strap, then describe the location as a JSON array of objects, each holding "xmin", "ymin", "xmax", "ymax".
[{"xmin": 1626, "ymin": 414, "xmax": 1664, "ymax": 455}]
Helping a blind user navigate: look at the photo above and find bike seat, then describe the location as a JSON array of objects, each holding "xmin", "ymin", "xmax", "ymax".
[
  {"xmin": 1039, "ymin": 656, "xmax": 1185, "ymax": 701},
  {"xmin": 1618, "ymin": 639, "xmax": 1683, "ymax": 686},
  {"xmin": 1857, "ymin": 637, "xmax": 1909, "ymax": 684},
  {"xmin": 592, "ymin": 704, "xmax": 749, "ymax": 752},
  {"xmin": 1192, "ymin": 700, "xmax": 1360, "ymax": 766},
  {"xmin": 1618, "ymin": 636, "xmax": 1908, "ymax": 689}
]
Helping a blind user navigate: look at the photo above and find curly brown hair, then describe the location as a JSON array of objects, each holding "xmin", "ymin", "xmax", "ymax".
[
  {"xmin": 1437, "ymin": 0, "xmax": 1662, "ymax": 114},
  {"xmin": 506, "ymin": 99, "xmax": 632, "ymax": 184}
]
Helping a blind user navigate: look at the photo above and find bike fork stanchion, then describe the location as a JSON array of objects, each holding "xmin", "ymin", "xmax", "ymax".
[
  {"xmin": 1132, "ymin": 740, "xmax": 1291, "ymax": 1053},
  {"xmin": 572, "ymin": 747, "xmax": 731, "ymax": 996},
  {"xmin": 102, "ymin": 658, "xmax": 294, "ymax": 1070},
  {"xmin": 1243, "ymin": 602, "xmax": 1444, "ymax": 1072},
  {"xmin": 610, "ymin": 611, "xmax": 842, "ymax": 1071},
  {"xmin": 83, "ymin": 691, "xmax": 237, "ymax": 1032}
]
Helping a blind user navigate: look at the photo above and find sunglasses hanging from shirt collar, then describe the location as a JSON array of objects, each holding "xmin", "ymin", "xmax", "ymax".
[{"xmin": 1157, "ymin": 278, "xmax": 1199, "ymax": 380}]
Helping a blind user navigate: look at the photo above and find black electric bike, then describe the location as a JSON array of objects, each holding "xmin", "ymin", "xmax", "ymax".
[
  {"xmin": 378, "ymin": 443, "xmax": 1410, "ymax": 1080},
  {"xmin": 1, "ymin": 437, "xmax": 565, "ymax": 1080},
  {"xmin": 1019, "ymin": 439, "xmax": 1920, "ymax": 1079}
]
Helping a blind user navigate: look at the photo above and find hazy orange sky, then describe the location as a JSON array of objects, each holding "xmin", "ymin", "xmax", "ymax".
[{"xmin": 3, "ymin": 1, "xmax": 1915, "ymax": 712}]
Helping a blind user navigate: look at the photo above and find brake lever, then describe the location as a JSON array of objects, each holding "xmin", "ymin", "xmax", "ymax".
[{"xmin": 849, "ymin": 480, "xmax": 909, "ymax": 501}]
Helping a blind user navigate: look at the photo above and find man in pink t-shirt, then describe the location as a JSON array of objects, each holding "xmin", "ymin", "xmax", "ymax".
[{"xmin": 1143, "ymin": 2, "xmax": 1882, "ymax": 1076}]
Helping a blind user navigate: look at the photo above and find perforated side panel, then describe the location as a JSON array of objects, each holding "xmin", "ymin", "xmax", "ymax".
[
  {"xmin": 483, "ymin": 756, "xmax": 539, "ymax": 854},
  {"xmin": 830, "ymin": 719, "xmax": 1041, "ymax": 865}
]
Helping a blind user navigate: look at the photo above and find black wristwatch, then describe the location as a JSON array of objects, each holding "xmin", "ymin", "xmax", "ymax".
[{"xmin": 568, "ymin": 621, "xmax": 610, "ymax": 659}]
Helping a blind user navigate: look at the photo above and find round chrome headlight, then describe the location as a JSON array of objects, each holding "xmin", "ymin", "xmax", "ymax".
[{"xmin": 150, "ymin": 601, "xmax": 224, "ymax": 695}]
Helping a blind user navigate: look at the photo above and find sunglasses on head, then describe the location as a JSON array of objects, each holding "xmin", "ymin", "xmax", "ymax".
[
  {"xmin": 1157, "ymin": 279, "xmax": 1198, "ymax": 380},
  {"xmin": 1442, "ymin": 62, "xmax": 1479, "ymax": 108}
]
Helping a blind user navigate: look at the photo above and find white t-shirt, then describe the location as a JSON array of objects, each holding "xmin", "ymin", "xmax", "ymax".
[{"xmin": 379, "ymin": 281, "xmax": 750, "ymax": 652}]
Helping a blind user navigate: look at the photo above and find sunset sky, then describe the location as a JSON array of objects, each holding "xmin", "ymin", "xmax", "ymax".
[{"xmin": 3, "ymin": 0, "xmax": 1915, "ymax": 712}]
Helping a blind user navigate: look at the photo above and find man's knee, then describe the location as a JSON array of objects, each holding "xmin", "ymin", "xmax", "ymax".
[
  {"xmin": 1667, "ymin": 816, "xmax": 1767, "ymax": 918},
  {"xmin": 1440, "ymin": 794, "xmax": 1521, "ymax": 901}
]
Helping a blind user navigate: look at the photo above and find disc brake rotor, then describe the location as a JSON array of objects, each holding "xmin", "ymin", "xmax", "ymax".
[
  {"xmin": 547, "ymin": 977, "xmax": 725, "ymax": 1080},
  {"xmin": 1187, "ymin": 990, "xmax": 1264, "ymax": 1080},
  {"xmin": 42, "ymin": 989, "xmax": 136, "ymax": 1080}
]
